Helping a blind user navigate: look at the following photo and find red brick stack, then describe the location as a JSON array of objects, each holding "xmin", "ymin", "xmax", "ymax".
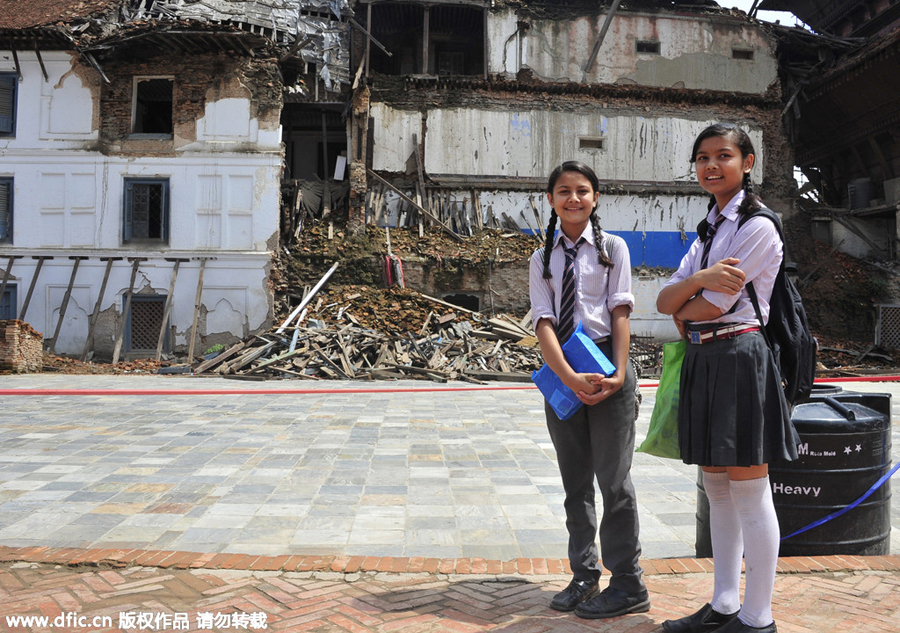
[{"xmin": 0, "ymin": 320, "xmax": 42, "ymax": 373}]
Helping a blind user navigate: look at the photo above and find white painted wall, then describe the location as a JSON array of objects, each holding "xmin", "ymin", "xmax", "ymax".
[
  {"xmin": 10, "ymin": 154, "xmax": 279, "ymax": 253},
  {"xmin": 0, "ymin": 52, "xmax": 281, "ymax": 355},
  {"xmin": 371, "ymin": 104, "xmax": 764, "ymax": 186},
  {"xmin": 488, "ymin": 10, "xmax": 778, "ymax": 94},
  {"xmin": 0, "ymin": 51, "xmax": 97, "ymax": 149},
  {"xmin": 8, "ymin": 255, "xmax": 271, "ymax": 354}
]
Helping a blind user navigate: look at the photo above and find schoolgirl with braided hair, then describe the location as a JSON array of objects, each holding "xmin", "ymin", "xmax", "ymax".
[
  {"xmin": 658, "ymin": 123, "xmax": 799, "ymax": 633},
  {"xmin": 529, "ymin": 161, "xmax": 648, "ymax": 621},
  {"xmin": 539, "ymin": 169, "xmax": 613, "ymax": 277}
]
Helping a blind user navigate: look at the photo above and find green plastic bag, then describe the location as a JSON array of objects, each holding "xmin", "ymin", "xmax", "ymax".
[{"xmin": 637, "ymin": 340, "xmax": 686, "ymax": 460}]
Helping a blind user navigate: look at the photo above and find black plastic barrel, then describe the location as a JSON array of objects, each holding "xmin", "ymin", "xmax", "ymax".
[{"xmin": 695, "ymin": 389, "xmax": 892, "ymax": 557}]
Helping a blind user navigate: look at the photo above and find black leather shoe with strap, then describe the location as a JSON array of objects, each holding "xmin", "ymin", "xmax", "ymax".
[
  {"xmin": 712, "ymin": 617, "xmax": 776, "ymax": 633},
  {"xmin": 573, "ymin": 586, "xmax": 650, "ymax": 619},
  {"xmin": 549, "ymin": 579, "xmax": 599, "ymax": 612},
  {"xmin": 662, "ymin": 603, "xmax": 739, "ymax": 633}
]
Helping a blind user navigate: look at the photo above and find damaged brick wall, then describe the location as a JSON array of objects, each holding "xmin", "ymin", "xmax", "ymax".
[
  {"xmin": 0, "ymin": 320, "xmax": 43, "ymax": 373},
  {"xmin": 98, "ymin": 51, "xmax": 283, "ymax": 152},
  {"xmin": 401, "ymin": 259, "xmax": 531, "ymax": 314},
  {"xmin": 370, "ymin": 76, "xmax": 794, "ymax": 210}
]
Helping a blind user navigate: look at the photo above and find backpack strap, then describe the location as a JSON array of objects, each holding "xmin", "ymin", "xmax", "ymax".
[
  {"xmin": 737, "ymin": 206, "xmax": 787, "ymax": 276},
  {"xmin": 738, "ymin": 207, "xmax": 785, "ymax": 350},
  {"xmin": 745, "ymin": 280, "xmax": 773, "ymax": 349},
  {"xmin": 602, "ymin": 233, "xmax": 615, "ymax": 262}
]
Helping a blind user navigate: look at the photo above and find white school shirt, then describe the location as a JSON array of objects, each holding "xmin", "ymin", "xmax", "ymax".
[
  {"xmin": 664, "ymin": 190, "xmax": 782, "ymax": 326},
  {"xmin": 529, "ymin": 226, "xmax": 634, "ymax": 340}
]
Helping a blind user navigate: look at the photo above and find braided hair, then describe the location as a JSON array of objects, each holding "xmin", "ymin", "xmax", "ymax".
[
  {"xmin": 691, "ymin": 123, "xmax": 762, "ymax": 238},
  {"xmin": 541, "ymin": 161, "xmax": 614, "ymax": 279}
]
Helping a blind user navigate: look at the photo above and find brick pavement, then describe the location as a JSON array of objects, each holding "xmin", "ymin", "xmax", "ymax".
[
  {"xmin": 0, "ymin": 546, "xmax": 899, "ymax": 632},
  {"xmin": 1, "ymin": 376, "xmax": 899, "ymax": 631}
]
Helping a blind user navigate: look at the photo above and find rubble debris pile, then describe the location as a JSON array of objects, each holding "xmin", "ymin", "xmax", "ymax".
[{"xmin": 193, "ymin": 285, "xmax": 544, "ymax": 383}]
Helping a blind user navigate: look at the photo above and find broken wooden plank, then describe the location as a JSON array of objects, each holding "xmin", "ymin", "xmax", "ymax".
[
  {"xmin": 277, "ymin": 261, "xmax": 340, "ymax": 333},
  {"xmin": 367, "ymin": 168, "xmax": 464, "ymax": 243},
  {"xmin": 193, "ymin": 341, "xmax": 247, "ymax": 375}
]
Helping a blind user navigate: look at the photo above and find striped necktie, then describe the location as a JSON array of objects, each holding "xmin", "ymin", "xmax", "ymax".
[
  {"xmin": 556, "ymin": 238, "xmax": 585, "ymax": 343},
  {"xmin": 700, "ymin": 214, "xmax": 726, "ymax": 270}
]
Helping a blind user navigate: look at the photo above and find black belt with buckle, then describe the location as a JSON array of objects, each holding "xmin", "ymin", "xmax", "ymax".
[{"xmin": 688, "ymin": 323, "xmax": 760, "ymax": 345}]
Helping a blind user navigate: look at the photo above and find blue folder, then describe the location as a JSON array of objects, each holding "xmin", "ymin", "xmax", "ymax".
[{"xmin": 531, "ymin": 322, "xmax": 617, "ymax": 421}]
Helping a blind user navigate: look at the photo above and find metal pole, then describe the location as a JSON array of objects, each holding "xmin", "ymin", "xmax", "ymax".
[{"xmin": 583, "ymin": 0, "xmax": 623, "ymax": 79}]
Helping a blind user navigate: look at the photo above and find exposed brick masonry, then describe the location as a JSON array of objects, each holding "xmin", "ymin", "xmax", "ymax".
[
  {"xmin": 98, "ymin": 51, "xmax": 282, "ymax": 153},
  {"xmin": 0, "ymin": 320, "xmax": 42, "ymax": 373}
]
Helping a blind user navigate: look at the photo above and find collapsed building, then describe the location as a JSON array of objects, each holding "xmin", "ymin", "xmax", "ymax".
[
  {"xmin": 328, "ymin": 0, "xmax": 795, "ymax": 340},
  {"xmin": 0, "ymin": 0, "xmax": 797, "ymax": 359},
  {"xmin": 760, "ymin": 0, "xmax": 900, "ymax": 259},
  {"xmin": 0, "ymin": 0, "xmax": 350, "ymax": 360},
  {"xmin": 755, "ymin": 0, "xmax": 900, "ymax": 346}
]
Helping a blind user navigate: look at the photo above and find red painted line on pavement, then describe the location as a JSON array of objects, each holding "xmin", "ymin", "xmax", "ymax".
[
  {"xmin": 638, "ymin": 376, "xmax": 900, "ymax": 390},
  {"xmin": 812, "ymin": 375, "xmax": 900, "ymax": 383}
]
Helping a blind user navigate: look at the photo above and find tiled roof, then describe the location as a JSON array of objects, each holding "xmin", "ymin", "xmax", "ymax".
[{"xmin": 0, "ymin": 0, "xmax": 120, "ymax": 30}]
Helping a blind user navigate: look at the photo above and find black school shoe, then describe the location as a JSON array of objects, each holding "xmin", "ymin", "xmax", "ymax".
[
  {"xmin": 712, "ymin": 618, "xmax": 777, "ymax": 633},
  {"xmin": 549, "ymin": 579, "xmax": 599, "ymax": 612},
  {"xmin": 573, "ymin": 586, "xmax": 650, "ymax": 619},
  {"xmin": 662, "ymin": 603, "xmax": 739, "ymax": 632}
]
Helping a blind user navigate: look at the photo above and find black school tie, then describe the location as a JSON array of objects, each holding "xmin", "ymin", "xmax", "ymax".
[
  {"xmin": 557, "ymin": 238, "xmax": 585, "ymax": 343},
  {"xmin": 700, "ymin": 214, "xmax": 725, "ymax": 270}
]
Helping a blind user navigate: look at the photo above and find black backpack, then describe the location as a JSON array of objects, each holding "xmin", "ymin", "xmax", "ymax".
[{"xmin": 738, "ymin": 208, "xmax": 817, "ymax": 407}]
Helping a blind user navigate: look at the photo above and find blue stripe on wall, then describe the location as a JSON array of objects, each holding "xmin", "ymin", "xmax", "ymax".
[
  {"xmin": 525, "ymin": 230, "xmax": 698, "ymax": 268},
  {"xmin": 614, "ymin": 230, "xmax": 698, "ymax": 268}
]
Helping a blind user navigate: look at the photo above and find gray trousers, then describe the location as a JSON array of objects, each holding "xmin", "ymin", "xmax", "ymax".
[{"xmin": 545, "ymin": 349, "xmax": 644, "ymax": 594}]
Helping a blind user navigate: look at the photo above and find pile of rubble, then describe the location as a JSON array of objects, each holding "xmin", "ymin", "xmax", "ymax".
[
  {"xmin": 192, "ymin": 284, "xmax": 545, "ymax": 383},
  {"xmin": 813, "ymin": 334, "xmax": 900, "ymax": 378},
  {"xmin": 187, "ymin": 274, "xmax": 671, "ymax": 383},
  {"xmin": 41, "ymin": 355, "xmax": 162, "ymax": 375}
]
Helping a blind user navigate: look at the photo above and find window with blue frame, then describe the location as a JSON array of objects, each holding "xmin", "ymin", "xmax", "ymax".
[
  {"xmin": 0, "ymin": 284, "xmax": 16, "ymax": 320},
  {"xmin": 0, "ymin": 73, "xmax": 16, "ymax": 136},
  {"xmin": 0, "ymin": 177, "xmax": 11, "ymax": 243},
  {"xmin": 124, "ymin": 178, "xmax": 169, "ymax": 243}
]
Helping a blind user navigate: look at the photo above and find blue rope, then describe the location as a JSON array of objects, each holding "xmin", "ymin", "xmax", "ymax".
[{"xmin": 780, "ymin": 459, "xmax": 900, "ymax": 541}]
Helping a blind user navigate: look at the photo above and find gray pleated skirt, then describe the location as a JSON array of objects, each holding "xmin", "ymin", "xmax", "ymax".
[{"xmin": 678, "ymin": 330, "xmax": 800, "ymax": 467}]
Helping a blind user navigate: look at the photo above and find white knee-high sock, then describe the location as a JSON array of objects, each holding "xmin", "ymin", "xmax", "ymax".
[
  {"xmin": 703, "ymin": 470, "xmax": 742, "ymax": 615},
  {"xmin": 731, "ymin": 476, "xmax": 779, "ymax": 627}
]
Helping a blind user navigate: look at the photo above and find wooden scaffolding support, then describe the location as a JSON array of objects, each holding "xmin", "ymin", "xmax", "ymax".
[
  {"xmin": 48, "ymin": 256, "xmax": 86, "ymax": 355},
  {"xmin": 187, "ymin": 258, "xmax": 207, "ymax": 363},
  {"xmin": 0, "ymin": 256, "xmax": 22, "ymax": 317},
  {"xmin": 156, "ymin": 258, "xmax": 187, "ymax": 361},
  {"xmin": 81, "ymin": 257, "xmax": 120, "ymax": 362},
  {"xmin": 112, "ymin": 258, "xmax": 146, "ymax": 365},
  {"xmin": 19, "ymin": 256, "xmax": 50, "ymax": 322}
]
